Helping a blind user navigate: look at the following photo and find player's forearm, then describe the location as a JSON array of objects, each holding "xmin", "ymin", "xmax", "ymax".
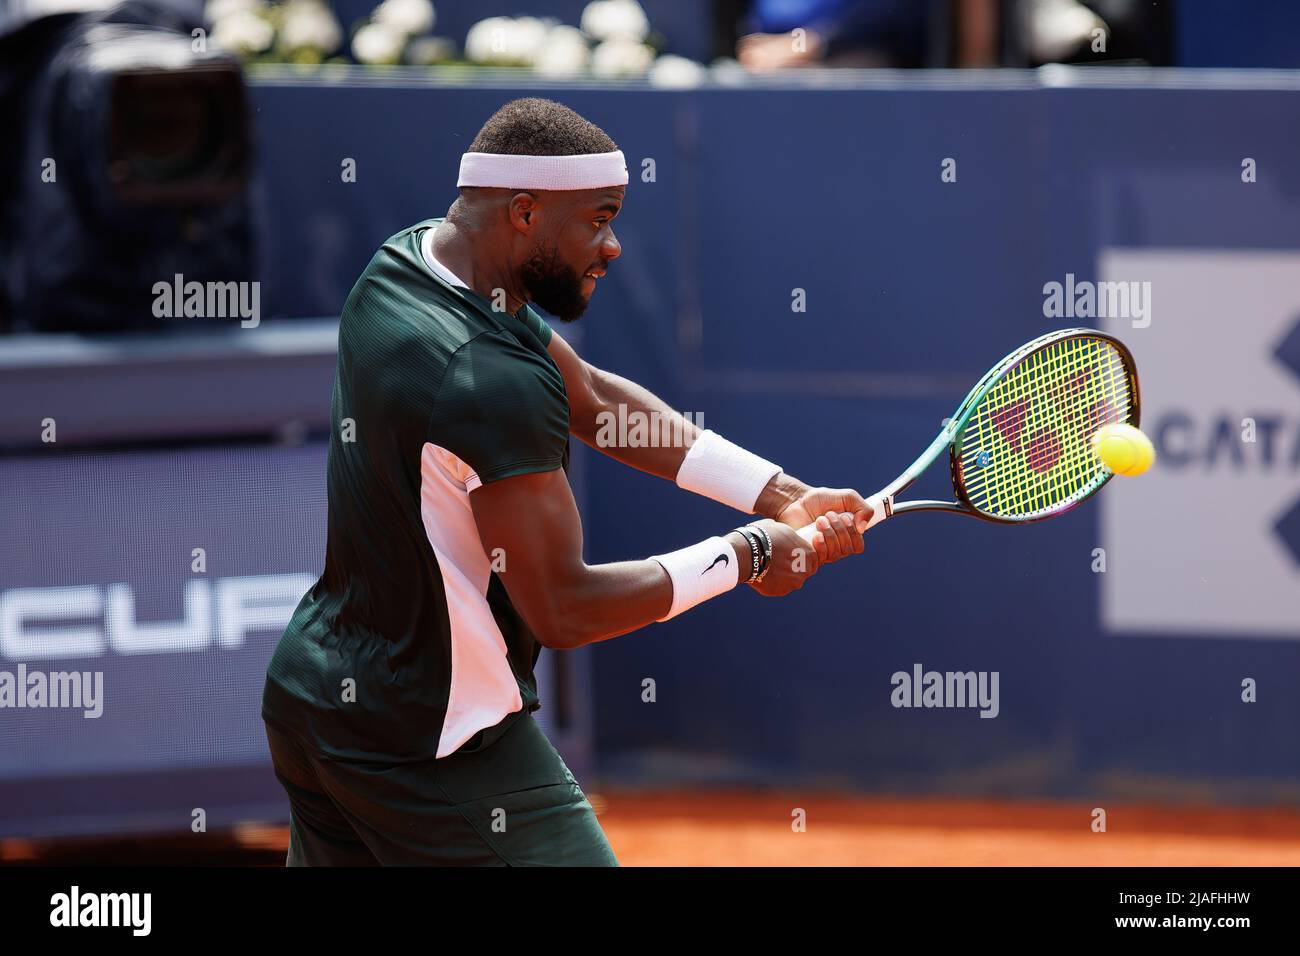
[
  {"xmin": 473, "ymin": 468, "xmax": 773, "ymax": 651},
  {"xmin": 540, "ymin": 532, "xmax": 752, "ymax": 649},
  {"xmin": 753, "ymin": 472, "xmax": 810, "ymax": 520},
  {"xmin": 571, "ymin": 366, "xmax": 700, "ymax": 480},
  {"xmin": 573, "ymin": 367, "xmax": 813, "ymax": 514}
]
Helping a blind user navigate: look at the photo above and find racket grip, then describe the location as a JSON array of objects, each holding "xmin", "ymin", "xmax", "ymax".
[{"xmin": 795, "ymin": 494, "xmax": 891, "ymax": 544}]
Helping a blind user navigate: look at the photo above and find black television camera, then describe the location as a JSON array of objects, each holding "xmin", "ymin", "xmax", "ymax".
[{"xmin": 0, "ymin": 0, "xmax": 256, "ymax": 333}]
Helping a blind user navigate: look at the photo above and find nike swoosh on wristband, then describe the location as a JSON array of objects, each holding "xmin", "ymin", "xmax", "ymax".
[{"xmin": 702, "ymin": 552, "xmax": 729, "ymax": 575}]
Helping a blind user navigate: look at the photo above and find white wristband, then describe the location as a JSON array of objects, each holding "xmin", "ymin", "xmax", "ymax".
[
  {"xmin": 649, "ymin": 535, "xmax": 740, "ymax": 621},
  {"xmin": 675, "ymin": 429, "xmax": 782, "ymax": 514}
]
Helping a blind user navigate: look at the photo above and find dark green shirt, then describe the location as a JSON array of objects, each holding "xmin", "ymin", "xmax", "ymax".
[{"xmin": 262, "ymin": 219, "xmax": 569, "ymax": 762}]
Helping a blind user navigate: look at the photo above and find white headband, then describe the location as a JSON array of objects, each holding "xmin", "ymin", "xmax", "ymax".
[{"xmin": 457, "ymin": 150, "xmax": 629, "ymax": 190}]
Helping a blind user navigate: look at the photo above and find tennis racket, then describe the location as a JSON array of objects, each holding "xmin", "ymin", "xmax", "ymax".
[{"xmin": 796, "ymin": 327, "xmax": 1140, "ymax": 543}]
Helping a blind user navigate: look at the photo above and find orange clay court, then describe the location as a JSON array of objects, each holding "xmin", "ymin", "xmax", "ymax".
[
  {"xmin": 590, "ymin": 793, "xmax": 1300, "ymax": 866},
  {"xmin": 13, "ymin": 792, "xmax": 1296, "ymax": 867},
  {"xmin": 221, "ymin": 793, "xmax": 1300, "ymax": 866}
]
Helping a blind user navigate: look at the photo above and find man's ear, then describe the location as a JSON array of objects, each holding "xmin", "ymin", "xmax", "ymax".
[{"xmin": 507, "ymin": 192, "xmax": 539, "ymax": 233}]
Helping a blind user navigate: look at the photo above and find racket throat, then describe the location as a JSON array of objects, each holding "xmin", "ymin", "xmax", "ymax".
[{"xmin": 864, "ymin": 493, "xmax": 894, "ymax": 530}]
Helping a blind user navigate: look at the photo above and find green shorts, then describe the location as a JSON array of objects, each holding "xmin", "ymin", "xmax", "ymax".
[{"xmin": 264, "ymin": 714, "xmax": 618, "ymax": 866}]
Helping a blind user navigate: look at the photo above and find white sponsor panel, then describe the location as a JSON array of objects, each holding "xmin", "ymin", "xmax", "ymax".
[{"xmin": 1098, "ymin": 249, "xmax": 1300, "ymax": 638}]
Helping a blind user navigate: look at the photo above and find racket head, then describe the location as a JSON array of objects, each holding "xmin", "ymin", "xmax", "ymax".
[{"xmin": 947, "ymin": 329, "xmax": 1140, "ymax": 523}]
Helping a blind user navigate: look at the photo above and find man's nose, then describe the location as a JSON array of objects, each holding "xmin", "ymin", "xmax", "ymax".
[{"xmin": 601, "ymin": 229, "xmax": 622, "ymax": 261}]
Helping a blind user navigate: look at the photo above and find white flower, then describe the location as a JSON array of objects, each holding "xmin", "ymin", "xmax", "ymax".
[
  {"xmin": 352, "ymin": 21, "xmax": 406, "ymax": 64},
  {"xmin": 210, "ymin": 9, "xmax": 274, "ymax": 55},
  {"xmin": 580, "ymin": 0, "xmax": 649, "ymax": 42},
  {"xmin": 1028, "ymin": 0, "xmax": 1106, "ymax": 62},
  {"xmin": 279, "ymin": 0, "xmax": 342, "ymax": 52},
  {"xmin": 373, "ymin": 0, "xmax": 435, "ymax": 38},
  {"xmin": 465, "ymin": 15, "xmax": 551, "ymax": 65},
  {"xmin": 590, "ymin": 37, "xmax": 653, "ymax": 77},
  {"xmin": 534, "ymin": 25, "xmax": 589, "ymax": 77},
  {"xmin": 206, "ymin": 0, "xmax": 260, "ymax": 25},
  {"xmin": 465, "ymin": 16, "xmax": 512, "ymax": 63},
  {"xmin": 509, "ymin": 16, "xmax": 550, "ymax": 65},
  {"xmin": 648, "ymin": 54, "xmax": 706, "ymax": 88}
]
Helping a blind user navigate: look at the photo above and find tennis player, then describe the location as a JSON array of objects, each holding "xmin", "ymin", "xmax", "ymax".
[{"xmin": 261, "ymin": 98, "xmax": 874, "ymax": 866}]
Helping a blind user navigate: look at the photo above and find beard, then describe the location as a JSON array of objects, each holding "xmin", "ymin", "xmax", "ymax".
[{"xmin": 520, "ymin": 240, "xmax": 590, "ymax": 322}]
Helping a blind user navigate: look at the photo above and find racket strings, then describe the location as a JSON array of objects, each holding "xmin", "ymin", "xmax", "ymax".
[
  {"xmin": 1021, "ymin": 342, "xmax": 1109, "ymax": 511},
  {"xmin": 957, "ymin": 335, "xmax": 1133, "ymax": 519},
  {"xmin": 965, "ymin": 339, "xmax": 1119, "ymax": 515},
  {"xmin": 966, "ymin": 338, "xmax": 1131, "ymax": 516}
]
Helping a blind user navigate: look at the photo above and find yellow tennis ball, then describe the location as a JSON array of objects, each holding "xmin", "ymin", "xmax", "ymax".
[{"xmin": 1093, "ymin": 423, "xmax": 1155, "ymax": 476}]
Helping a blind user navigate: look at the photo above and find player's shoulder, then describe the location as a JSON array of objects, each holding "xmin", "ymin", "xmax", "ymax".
[
  {"xmin": 437, "ymin": 326, "xmax": 566, "ymax": 410},
  {"xmin": 340, "ymin": 221, "xmax": 489, "ymax": 357},
  {"xmin": 353, "ymin": 218, "xmax": 451, "ymax": 310}
]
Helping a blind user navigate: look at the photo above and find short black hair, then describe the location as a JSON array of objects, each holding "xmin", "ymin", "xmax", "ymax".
[{"xmin": 467, "ymin": 98, "xmax": 617, "ymax": 156}]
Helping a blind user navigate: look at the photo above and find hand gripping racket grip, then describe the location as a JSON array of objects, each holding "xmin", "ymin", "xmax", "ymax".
[{"xmin": 795, "ymin": 494, "xmax": 891, "ymax": 544}]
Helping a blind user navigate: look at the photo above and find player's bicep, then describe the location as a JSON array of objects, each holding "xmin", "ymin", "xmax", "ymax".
[
  {"xmin": 546, "ymin": 332, "xmax": 600, "ymax": 434},
  {"xmin": 469, "ymin": 467, "xmax": 585, "ymax": 645}
]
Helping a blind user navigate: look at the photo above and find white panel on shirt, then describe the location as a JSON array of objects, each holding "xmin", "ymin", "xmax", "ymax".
[{"xmin": 419, "ymin": 442, "xmax": 522, "ymax": 757}]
